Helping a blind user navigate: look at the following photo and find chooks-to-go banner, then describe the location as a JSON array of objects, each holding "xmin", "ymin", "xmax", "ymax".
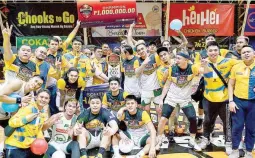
[
  {"xmin": 7, "ymin": 3, "xmax": 78, "ymax": 36},
  {"xmin": 244, "ymin": 4, "xmax": 255, "ymax": 36},
  {"xmin": 168, "ymin": 3, "xmax": 234, "ymax": 36},
  {"xmin": 91, "ymin": 3, "xmax": 162, "ymax": 37},
  {"xmin": 77, "ymin": 0, "xmax": 137, "ymax": 27}
]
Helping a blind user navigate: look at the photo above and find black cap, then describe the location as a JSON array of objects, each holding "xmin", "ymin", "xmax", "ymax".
[
  {"xmin": 205, "ymin": 33, "xmax": 216, "ymax": 39},
  {"xmin": 149, "ymin": 41, "xmax": 157, "ymax": 46},
  {"xmin": 156, "ymin": 47, "xmax": 168, "ymax": 54}
]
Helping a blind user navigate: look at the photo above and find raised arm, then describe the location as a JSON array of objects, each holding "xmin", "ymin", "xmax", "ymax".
[{"xmin": 0, "ymin": 15, "xmax": 13, "ymax": 61}]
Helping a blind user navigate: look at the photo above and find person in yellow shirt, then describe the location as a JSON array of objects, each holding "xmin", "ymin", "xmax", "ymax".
[
  {"xmin": 30, "ymin": 46, "xmax": 61, "ymax": 89},
  {"xmin": 194, "ymin": 33, "xmax": 228, "ymax": 133},
  {"xmin": 57, "ymin": 67, "xmax": 85, "ymax": 112},
  {"xmin": 199, "ymin": 41, "xmax": 239, "ymax": 154},
  {"xmin": 53, "ymin": 20, "xmax": 81, "ymax": 54},
  {"xmin": 1, "ymin": 19, "xmax": 39, "ymax": 82},
  {"xmin": 45, "ymin": 37, "xmax": 71, "ymax": 115},
  {"xmin": 228, "ymin": 45, "xmax": 255, "ymax": 158},
  {"xmin": 5, "ymin": 89, "xmax": 50, "ymax": 158},
  {"xmin": 91, "ymin": 47, "xmax": 108, "ymax": 85}
]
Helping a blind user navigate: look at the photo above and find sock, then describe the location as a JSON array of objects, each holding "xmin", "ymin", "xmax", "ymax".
[
  {"xmin": 113, "ymin": 145, "xmax": 120, "ymax": 155},
  {"xmin": 198, "ymin": 115, "xmax": 203, "ymax": 119},
  {"xmin": 80, "ymin": 148, "xmax": 87, "ymax": 156},
  {"xmin": 98, "ymin": 147, "xmax": 106, "ymax": 155}
]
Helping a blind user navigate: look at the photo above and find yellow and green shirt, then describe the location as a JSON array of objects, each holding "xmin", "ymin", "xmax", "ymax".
[
  {"xmin": 4, "ymin": 54, "xmax": 40, "ymax": 82},
  {"xmin": 203, "ymin": 56, "xmax": 239, "ymax": 102},
  {"xmin": 230, "ymin": 61, "xmax": 255, "ymax": 100},
  {"xmin": 6, "ymin": 102, "xmax": 48, "ymax": 149},
  {"xmin": 102, "ymin": 89, "xmax": 129, "ymax": 112},
  {"xmin": 194, "ymin": 49, "xmax": 229, "ymax": 64},
  {"xmin": 91, "ymin": 58, "xmax": 107, "ymax": 85}
]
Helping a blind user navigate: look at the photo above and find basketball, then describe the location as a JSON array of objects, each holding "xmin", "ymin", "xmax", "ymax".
[{"xmin": 119, "ymin": 139, "xmax": 134, "ymax": 153}]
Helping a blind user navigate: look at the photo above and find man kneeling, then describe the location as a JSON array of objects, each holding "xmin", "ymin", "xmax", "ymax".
[
  {"xmin": 113, "ymin": 95, "xmax": 156, "ymax": 158},
  {"xmin": 74, "ymin": 96, "xmax": 118, "ymax": 158}
]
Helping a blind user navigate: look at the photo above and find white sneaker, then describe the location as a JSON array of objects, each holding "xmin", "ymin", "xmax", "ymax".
[
  {"xmin": 245, "ymin": 152, "xmax": 253, "ymax": 158},
  {"xmin": 225, "ymin": 142, "xmax": 233, "ymax": 155},
  {"xmin": 229, "ymin": 150, "xmax": 239, "ymax": 158},
  {"xmin": 189, "ymin": 138, "xmax": 202, "ymax": 151},
  {"xmin": 156, "ymin": 135, "xmax": 164, "ymax": 151},
  {"xmin": 199, "ymin": 137, "xmax": 210, "ymax": 149},
  {"xmin": 112, "ymin": 154, "xmax": 122, "ymax": 158}
]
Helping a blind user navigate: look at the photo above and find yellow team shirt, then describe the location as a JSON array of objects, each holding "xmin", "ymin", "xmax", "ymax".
[
  {"xmin": 57, "ymin": 77, "xmax": 86, "ymax": 96},
  {"xmin": 229, "ymin": 61, "xmax": 255, "ymax": 100},
  {"xmin": 203, "ymin": 56, "xmax": 239, "ymax": 102},
  {"xmin": 61, "ymin": 33, "xmax": 76, "ymax": 54},
  {"xmin": 4, "ymin": 54, "xmax": 40, "ymax": 82},
  {"xmin": 91, "ymin": 58, "xmax": 107, "ymax": 85},
  {"xmin": 6, "ymin": 102, "xmax": 47, "ymax": 149},
  {"xmin": 77, "ymin": 57, "xmax": 95, "ymax": 88},
  {"xmin": 194, "ymin": 48, "xmax": 229, "ymax": 64},
  {"xmin": 102, "ymin": 89, "xmax": 129, "ymax": 112}
]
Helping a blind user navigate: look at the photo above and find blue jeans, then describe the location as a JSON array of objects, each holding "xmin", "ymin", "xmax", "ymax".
[
  {"xmin": 47, "ymin": 85, "xmax": 59, "ymax": 115},
  {"xmin": 6, "ymin": 148, "xmax": 43, "ymax": 158},
  {"xmin": 232, "ymin": 96, "xmax": 255, "ymax": 152}
]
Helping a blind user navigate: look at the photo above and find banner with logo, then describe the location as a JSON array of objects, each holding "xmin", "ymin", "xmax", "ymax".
[
  {"xmin": 82, "ymin": 84, "xmax": 109, "ymax": 109},
  {"xmin": 77, "ymin": 0, "xmax": 136, "ymax": 27},
  {"xmin": 168, "ymin": 3, "xmax": 234, "ymax": 36},
  {"xmin": 7, "ymin": 3, "xmax": 78, "ymax": 36},
  {"xmin": 91, "ymin": 3, "xmax": 162, "ymax": 37},
  {"xmin": 16, "ymin": 36, "xmax": 81, "ymax": 50},
  {"xmin": 244, "ymin": 4, "xmax": 255, "ymax": 36}
]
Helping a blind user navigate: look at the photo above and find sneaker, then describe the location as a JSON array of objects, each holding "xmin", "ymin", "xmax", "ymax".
[
  {"xmin": 0, "ymin": 152, "xmax": 4, "ymax": 158},
  {"xmin": 156, "ymin": 135, "xmax": 164, "ymax": 151},
  {"xmin": 225, "ymin": 142, "xmax": 233, "ymax": 155},
  {"xmin": 229, "ymin": 150, "xmax": 239, "ymax": 158},
  {"xmin": 197, "ymin": 118, "xmax": 203, "ymax": 130},
  {"xmin": 189, "ymin": 138, "xmax": 202, "ymax": 151},
  {"xmin": 244, "ymin": 151, "xmax": 253, "ymax": 158},
  {"xmin": 95, "ymin": 153, "xmax": 103, "ymax": 158},
  {"xmin": 199, "ymin": 137, "xmax": 210, "ymax": 149},
  {"xmin": 112, "ymin": 154, "xmax": 122, "ymax": 158}
]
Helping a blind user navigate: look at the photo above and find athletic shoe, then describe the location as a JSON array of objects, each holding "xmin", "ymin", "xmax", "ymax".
[
  {"xmin": 225, "ymin": 141, "xmax": 233, "ymax": 155},
  {"xmin": 244, "ymin": 152, "xmax": 253, "ymax": 158},
  {"xmin": 156, "ymin": 135, "xmax": 164, "ymax": 151},
  {"xmin": 229, "ymin": 150, "xmax": 239, "ymax": 158},
  {"xmin": 94, "ymin": 153, "xmax": 103, "ymax": 158},
  {"xmin": 198, "ymin": 136, "xmax": 210, "ymax": 149},
  {"xmin": 189, "ymin": 138, "xmax": 202, "ymax": 151},
  {"xmin": 197, "ymin": 118, "xmax": 203, "ymax": 130},
  {"xmin": 112, "ymin": 154, "xmax": 122, "ymax": 158}
]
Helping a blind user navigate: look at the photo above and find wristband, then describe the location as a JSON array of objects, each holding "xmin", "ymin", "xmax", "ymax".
[
  {"xmin": 229, "ymin": 100, "xmax": 234, "ymax": 103},
  {"xmin": 16, "ymin": 97, "xmax": 22, "ymax": 104}
]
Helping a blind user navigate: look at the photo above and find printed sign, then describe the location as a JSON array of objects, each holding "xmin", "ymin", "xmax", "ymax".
[
  {"xmin": 168, "ymin": 3, "xmax": 234, "ymax": 36},
  {"xmin": 77, "ymin": 0, "xmax": 137, "ymax": 27},
  {"xmin": 244, "ymin": 4, "xmax": 255, "ymax": 36}
]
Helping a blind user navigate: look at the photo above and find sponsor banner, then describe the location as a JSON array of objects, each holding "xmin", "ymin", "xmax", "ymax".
[
  {"xmin": 244, "ymin": 4, "xmax": 255, "ymax": 36},
  {"xmin": 186, "ymin": 36, "xmax": 231, "ymax": 51},
  {"xmin": 7, "ymin": 3, "xmax": 78, "ymax": 36},
  {"xmin": 168, "ymin": 3, "xmax": 234, "ymax": 36},
  {"xmin": 91, "ymin": 3, "xmax": 162, "ymax": 37},
  {"xmin": 16, "ymin": 36, "xmax": 81, "ymax": 50},
  {"xmin": 82, "ymin": 84, "xmax": 109, "ymax": 109},
  {"xmin": 77, "ymin": 0, "xmax": 136, "ymax": 27}
]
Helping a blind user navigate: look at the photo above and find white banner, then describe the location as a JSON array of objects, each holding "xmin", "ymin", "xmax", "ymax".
[{"xmin": 91, "ymin": 3, "xmax": 162, "ymax": 37}]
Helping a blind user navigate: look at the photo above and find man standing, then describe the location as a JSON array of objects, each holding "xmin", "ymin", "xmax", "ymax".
[
  {"xmin": 225, "ymin": 36, "xmax": 249, "ymax": 60},
  {"xmin": 228, "ymin": 45, "xmax": 255, "ymax": 158},
  {"xmin": 199, "ymin": 41, "xmax": 238, "ymax": 154}
]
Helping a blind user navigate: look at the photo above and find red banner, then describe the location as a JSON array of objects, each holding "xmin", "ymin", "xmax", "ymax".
[
  {"xmin": 168, "ymin": 3, "xmax": 234, "ymax": 36},
  {"xmin": 77, "ymin": 0, "xmax": 137, "ymax": 27}
]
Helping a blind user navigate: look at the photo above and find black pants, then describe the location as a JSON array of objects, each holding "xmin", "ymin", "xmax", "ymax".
[
  {"xmin": 202, "ymin": 98, "xmax": 231, "ymax": 142},
  {"xmin": 6, "ymin": 148, "xmax": 43, "ymax": 158}
]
